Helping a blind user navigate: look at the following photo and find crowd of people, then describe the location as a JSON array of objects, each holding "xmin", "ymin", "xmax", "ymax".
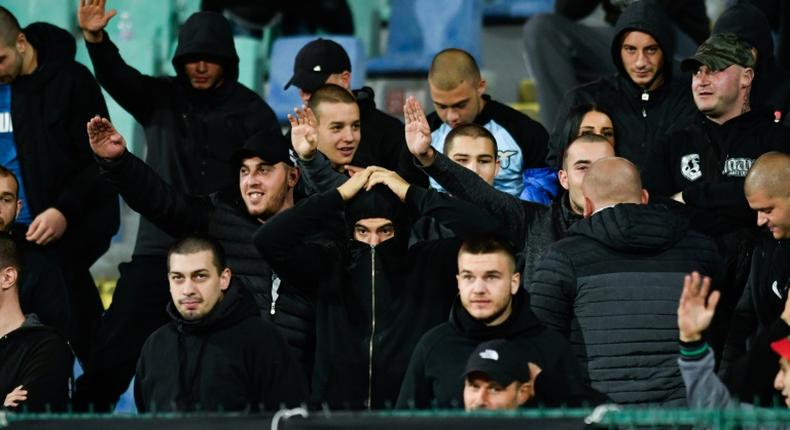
[{"xmin": 1, "ymin": 0, "xmax": 789, "ymax": 415}]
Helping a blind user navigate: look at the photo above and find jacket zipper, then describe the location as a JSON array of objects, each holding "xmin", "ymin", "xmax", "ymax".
[
  {"xmin": 367, "ymin": 245, "xmax": 376, "ymax": 410},
  {"xmin": 270, "ymin": 273, "xmax": 280, "ymax": 316},
  {"xmin": 641, "ymin": 90, "xmax": 649, "ymax": 118}
]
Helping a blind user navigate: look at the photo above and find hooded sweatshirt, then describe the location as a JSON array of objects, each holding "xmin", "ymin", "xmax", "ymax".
[
  {"xmin": 395, "ymin": 290, "xmax": 606, "ymax": 409},
  {"xmin": 529, "ymin": 204, "xmax": 721, "ymax": 405},
  {"xmin": 546, "ymin": 0, "xmax": 697, "ymax": 170},
  {"xmin": 10, "ymin": 22, "xmax": 118, "ymax": 268},
  {"xmin": 134, "ymin": 280, "xmax": 307, "ymax": 412},
  {"xmin": 253, "ymin": 185, "xmax": 501, "ymax": 410},
  {"xmin": 85, "ymin": 11, "xmax": 281, "ymax": 257},
  {"xmin": 712, "ymin": 3, "xmax": 790, "ymax": 126}
]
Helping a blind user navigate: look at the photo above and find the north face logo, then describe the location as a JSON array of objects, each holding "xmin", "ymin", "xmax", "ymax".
[
  {"xmin": 722, "ymin": 158, "xmax": 753, "ymax": 177},
  {"xmin": 681, "ymin": 154, "xmax": 701, "ymax": 181},
  {"xmin": 479, "ymin": 349, "xmax": 499, "ymax": 361}
]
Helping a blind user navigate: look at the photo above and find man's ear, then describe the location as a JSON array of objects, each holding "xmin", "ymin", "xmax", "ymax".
[
  {"xmin": 742, "ymin": 67, "xmax": 755, "ymax": 88},
  {"xmin": 477, "ymin": 78, "xmax": 487, "ymax": 98},
  {"xmin": 0, "ymin": 266, "xmax": 18, "ymax": 291},
  {"xmin": 510, "ymin": 271, "xmax": 520, "ymax": 295},
  {"xmin": 287, "ymin": 165, "xmax": 300, "ymax": 188},
  {"xmin": 15, "ymin": 32, "xmax": 27, "ymax": 53},
  {"xmin": 641, "ymin": 189, "xmax": 649, "ymax": 204},
  {"xmin": 516, "ymin": 381, "xmax": 534, "ymax": 406},
  {"xmin": 340, "ymin": 71, "xmax": 352, "ymax": 89},
  {"xmin": 219, "ymin": 267, "xmax": 231, "ymax": 291},
  {"xmin": 583, "ymin": 196, "xmax": 594, "ymax": 218},
  {"xmin": 558, "ymin": 169, "xmax": 569, "ymax": 191}
]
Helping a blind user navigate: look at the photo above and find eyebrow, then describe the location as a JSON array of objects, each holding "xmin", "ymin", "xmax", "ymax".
[
  {"xmin": 0, "ymin": 192, "xmax": 16, "ymax": 198},
  {"xmin": 573, "ymin": 159, "xmax": 591, "ymax": 166},
  {"xmin": 434, "ymin": 98, "xmax": 469, "ymax": 109}
]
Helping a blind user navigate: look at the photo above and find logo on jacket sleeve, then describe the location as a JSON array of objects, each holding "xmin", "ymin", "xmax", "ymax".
[
  {"xmin": 722, "ymin": 157, "xmax": 754, "ymax": 177},
  {"xmin": 681, "ymin": 153, "xmax": 701, "ymax": 181}
]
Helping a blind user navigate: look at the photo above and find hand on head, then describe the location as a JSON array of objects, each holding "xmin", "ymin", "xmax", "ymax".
[{"xmin": 337, "ymin": 166, "xmax": 410, "ymax": 202}]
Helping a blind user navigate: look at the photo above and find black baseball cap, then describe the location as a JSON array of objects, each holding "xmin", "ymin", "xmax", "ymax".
[
  {"xmin": 231, "ymin": 131, "xmax": 294, "ymax": 167},
  {"xmin": 284, "ymin": 38, "xmax": 351, "ymax": 92},
  {"xmin": 464, "ymin": 340, "xmax": 532, "ymax": 386}
]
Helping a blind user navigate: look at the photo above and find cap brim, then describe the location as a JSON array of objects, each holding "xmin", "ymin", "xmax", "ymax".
[
  {"xmin": 284, "ymin": 70, "xmax": 330, "ymax": 92},
  {"xmin": 771, "ymin": 337, "xmax": 790, "ymax": 361},
  {"xmin": 681, "ymin": 57, "xmax": 703, "ymax": 72},
  {"xmin": 464, "ymin": 368, "xmax": 515, "ymax": 387}
]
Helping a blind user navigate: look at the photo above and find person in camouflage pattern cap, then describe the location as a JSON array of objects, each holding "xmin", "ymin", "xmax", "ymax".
[{"xmin": 681, "ymin": 32, "xmax": 755, "ymax": 73}]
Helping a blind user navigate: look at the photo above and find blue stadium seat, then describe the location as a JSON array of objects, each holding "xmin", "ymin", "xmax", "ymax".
[
  {"xmin": 367, "ymin": 0, "xmax": 482, "ymax": 76},
  {"xmin": 483, "ymin": 0, "xmax": 555, "ymax": 23},
  {"xmin": 3, "ymin": 0, "xmax": 74, "ymax": 31},
  {"xmin": 266, "ymin": 35, "xmax": 367, "ymax": 123}
]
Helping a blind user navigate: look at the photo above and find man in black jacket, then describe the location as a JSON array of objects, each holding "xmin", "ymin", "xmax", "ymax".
[
  {"xmin": 396, "ymin": 236, "xmax": 603, "ymax": 409},
  {"xmin": 406, "ymin": 96, "xmax": 614, "ymax": 284},
  {"xmin": 253, "ymin": 166, "xmax": 500, "ymax": 410},
  {"xmin": 0, "ymin": 7, "xmax": 117, "ymax": 365},
  {"xmin": 545, "ymin": 0, "xmax": 698, "ymax": 170},
  {"xmin": 76, "ymin": 1, "xmax": 282, "ymax": 411},
  {"xmin": 0, "ymin": 235, "xmax": 72, "ymax": 413},
  {"xmin": 285, "ymin": 38, "xmax": 425, "ymax": 186},
  {"xmin": 134, "ymin": 234, "xmax": 307, "ymax": 412},
  {"xmin": 529, "ymin": 157, "xmax": 721, "ymax": 405},
  {"xmin": 86, "ymin": 116, "xmax": 315, "ymax": 409},
  {"xmin": 721, "ymin": 152, "xmax": 790, "ymax": 406}
]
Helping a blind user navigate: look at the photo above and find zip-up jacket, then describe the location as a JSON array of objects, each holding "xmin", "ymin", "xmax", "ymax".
[
  {"xmin": 529, "ymin": 204, "xmax": 721, "ymax": 405},
  {"xmin": 0, "ymin": 314, "xmax": 72, "ymax": 412},
  {"xmin": 85, "ymin": 12, "xmax": 281, "ymax": 257},
  {"xmin": 134, "ymin": 280, "xmax": 307, "ymax": 412},
  {"xmin": 253, "ymin": 186, "xmax": 500, "ymax": 409},
  {"xmin": 97, "ymin": 149, "xmax": 315, "ymax": 379},
  {"xmin": 546, "ymin": 0, "xmax": 698, "ymax": 170},
  {"xmin": 395, "ymin": 290, "xmax": 606, "ymax": 409}
]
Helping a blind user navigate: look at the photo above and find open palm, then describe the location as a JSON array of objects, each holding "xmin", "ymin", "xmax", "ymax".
[
  {"xmin": 87, "ymin": 116, "xmax": 127, "ymax": 159},
  {"xmin": 677, "ymin": 272, "xmax": 719, "ymax": 341},
  {"xmin": 403, "ymin": 96, "xmax": 432, "ymax": 156},
  {"xmin": 288, "ymin": 107, "xmax": 318, "ymax": 159},
  {"xmin": 78, "ymin": 0, "xmax": 117, "ymax": 33}
]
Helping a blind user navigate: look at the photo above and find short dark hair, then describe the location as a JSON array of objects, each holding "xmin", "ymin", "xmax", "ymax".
[
  {"xmin": 0, "ymin": 234, "xmax": 21, "ymax": 273},
  {"xmin": 429, "ymin": 48, "xmax": 481, "ymax": 91},
  {"xmin": 167, "ymin": 234, "xmax": 227, "ymax": 273},
  {"xmin": 0, "ymin": 6, "xmax": 21, "ymax": 47},
  {"xmin": 458, "ymin": 236, "xmax": 516, "ymax": 272},
  {"xmin": 0, "ymin": 165, "xmax": 20, "ymax": 196},
  {"xmin": 561, "ymin": 133, "xmax": 613, "ymax": 171},
  {"xmin": 444, "ymin": 123, "xmax": 497, "ymax": 156},
  {"xmin": 309, "ymin": 83, "xmax": 357, "ymax": 112},
  {"xmin": 554, "ymin": 104, "xmax": 616, "ymax": 167}
]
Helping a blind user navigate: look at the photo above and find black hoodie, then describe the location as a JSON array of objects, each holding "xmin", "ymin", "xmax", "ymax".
[
  {"xmin": 85, "ymin": 11, "xmax": 281, "ymax": 257},
  {"xmin": 713, "ymin": 3, "xmax": 790, "ymax": 126},
  {"xmin": 395, "ymin": 290, "xmax": 605, "ymax": 409},
  {"xmin": 10, "ymin": 22, "xmax": 118, "ymax": 268},
  {"xmin": 529, "ymin": 204, "xmax": 721, "ymax": 405},
  {"xmin": 546, "ymin": 0, "xmax": 697, "ymax": 170},
  {"xmin": 134, "ymin": 280, "xmax": 307, "ymax": 412},
  {"xmin": 253, "ymin": 185, "xmax": 501, "ymax": 410}
]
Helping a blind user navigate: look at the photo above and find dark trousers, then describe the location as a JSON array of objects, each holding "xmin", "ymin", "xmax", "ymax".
[{"xmin": 73, "ymin": 255, "xmax": 170, "ymax": 412}]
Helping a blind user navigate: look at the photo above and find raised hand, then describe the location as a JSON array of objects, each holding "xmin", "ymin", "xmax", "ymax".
[
  {"xmin": 677, "ymin": 271, "xmax": 720, "ymax": 342},
  {"xmin": 337, "ymin": 166, "xmax": 377, "ymax": 201},
  {"xmin": 365, "ymin": 167, "xmax": 410, "ymax": 202},
  {"xmin": 78, "ymin": 0, "xmax": 117, "ymax": 43},
  {"xmin": 403, "ymin": 96, "xmax": 435, "ymax": 165},
  {"xmin": 87, "ymin": 116, "xmax": 127, "ymax": 160},
  {"xmin": 288, "ymin": 106, "xmax": 319, "ymax": 161}
]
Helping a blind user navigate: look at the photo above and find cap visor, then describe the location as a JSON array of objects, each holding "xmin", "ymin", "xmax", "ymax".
[
  {"xmin": 771, "ymin": 337, "xmax": 790, "ymax": 361},
  {"xmin": 286, "ymin": 70, "xmax": 330, "ymax": 93},
  {"xmin": 681, "ymin": 58, "xmax": 703, "ymax": 72}
]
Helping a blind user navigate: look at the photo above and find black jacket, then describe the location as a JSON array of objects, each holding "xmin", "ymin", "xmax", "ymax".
[
  {"xmin": 98, "ymin": 150, "xmax": 315, "ymax": 379},
  {"xmin": 423, "ymin": 152, "xmax": 581, "ymax": 285},
  {"xmin": 395, "ymin": 290, "xmax": 604, "ymax": 409},
  {"xmin": 134, "ymin": 280, "xmax": 307, "ymax": 412},
  {"xmin": 547, "ymin": 0, "xmax": 698, "ymax": 169},
  {"xmin": 713, "ymin": 3, "xmax": 790, "ymax": 126},
  {"xmin": 253, "ymin": 186, "xmax": 500, "ymax": 409},
  {"xmin": 529, "ymin": 204, "xmax": 721, "ymax": 405},
  {"xmin": 721, "ymin": 232, "xmax": 790, "ymax": 405},
  {"xmin": 86, "ymin": 11, "xmax": 281, "ymax": 256},
  {"xmin": 10, "ymin": 23, "xmax": 118, "ymax": 268},
  {"xmin": 0, "ymin": 315, "xmax": 72, "ymax": 412}
]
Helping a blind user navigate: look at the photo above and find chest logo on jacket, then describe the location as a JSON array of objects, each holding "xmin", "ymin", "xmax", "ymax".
[
  {"xmin": 722, "ymin": 158, "xmax": 754, "ymax": 178},
  {"xmin": 497, "ymin": 149, "xmax": 519, "ymax": 169},
  {"xmin": 681, "ymin": 154, "xmax": 701, "ymax": 181}
]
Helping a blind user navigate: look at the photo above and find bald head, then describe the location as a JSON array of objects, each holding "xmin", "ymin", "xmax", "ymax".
[
  {"xmin": 582, "ymin": 157, "xmax": 647, "ymax": 216},
  {"xmin": 745, "ymin": 152, "xmax": 790, "ymax": 199},
  {"xmin": 428, "ymin": 48, "xmax": 481, "ymax": 91}
]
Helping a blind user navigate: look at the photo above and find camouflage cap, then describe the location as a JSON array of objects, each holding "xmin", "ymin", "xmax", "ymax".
[{"xmin": 681, "ymin": 33, "xmax": 756, "ymax": 73}]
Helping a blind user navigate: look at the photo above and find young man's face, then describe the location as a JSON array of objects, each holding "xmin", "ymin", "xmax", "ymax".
[
  {"xmin": 457, "ymin": 251, "xmax": 520, "ymax": 326},
  {"xmin": 774, "ymin": 357, "xmax": 790, "ymax": 408},
  {"xmin": 692, "ymin": 64, "xmax": 746, "ymax": 121},
  {"xmin": 0, "ymin": 175, "xmax": 20, "ymax": 232},
  {"xmin": 239, "ymin": 157, "xmax": 297, "ymax": 221},
  {"xmin": 447, "ymin": 136, "xmax": 499, "ymax": 185},
  {"xmin": 0, "ymin": 38, "xmax": 24, "ymax": 84},
  {"xmin": 353, "ymin": 217, "xmax": 395, "ymax": 246},
  {"xmin": 429, "ymin": 80, "xmax": 485, "ymax": 128},
  {"xmin": 463, "ymin": 373, "xmax": 531, "ymax": 411},
  {"xmin": 558, "ymin": 141, "xmax": 615, "ymax": 214},
  {"xmin": 168, "ymin": 250, "xmax": 230, "ymax": 321},
  {"xmin": 183, "ymin": 59, "xmax": 224, "ymax": 90},
  {"xmin": 747, "ymin": 189, "xmax": 790, "ymax": 240},
  {"xmin": 620, "ymin": 31, "xmax": 664, "ymax": 89},
  {"xmin": 315, "ymin": 101, "xmax": 361, "ymax": 169}
]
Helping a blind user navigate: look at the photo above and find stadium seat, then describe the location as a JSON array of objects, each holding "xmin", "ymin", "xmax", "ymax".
[
  {"xmin": 367, "ymin": 0, "xmax": 482, "ymax": 76},
  {"xmin": 266, "ymin": 35, "xmax": 367, "ymax": 123},
  {"xmin": 3, "ymin": 0, "xmax": 74, "ymax": 31},
  {"xmin": 483, "ymin": 0, "xmax": 555, "ymax": 24}
]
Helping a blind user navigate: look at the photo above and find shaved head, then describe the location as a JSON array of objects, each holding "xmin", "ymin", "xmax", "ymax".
[
  {"xmin": 428, "ymin": 48, "xmax": 481, "ymax": 91},
  {"xmin": 745, "ymin": 152, "xmax": 790, "ymax": 199},
  {"xmin": 582, "ymin": 157, "xmax": 646, "ymax": 215}
]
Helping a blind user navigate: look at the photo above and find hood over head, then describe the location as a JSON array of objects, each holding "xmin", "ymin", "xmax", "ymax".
[
  {"xmin": 22, "ymin": 22, "xmax": 76, "ymax": 66},
  {"xmin": 345, "ymin": 184, "xmax": 410, "ymax": 249},
  {"xmin": 610, "ymin": 0, "xmax": 675, "ymax": 83},
  {"xmin": 172, "ymin": 11, "xmax": 239, "ymax": 84}
]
